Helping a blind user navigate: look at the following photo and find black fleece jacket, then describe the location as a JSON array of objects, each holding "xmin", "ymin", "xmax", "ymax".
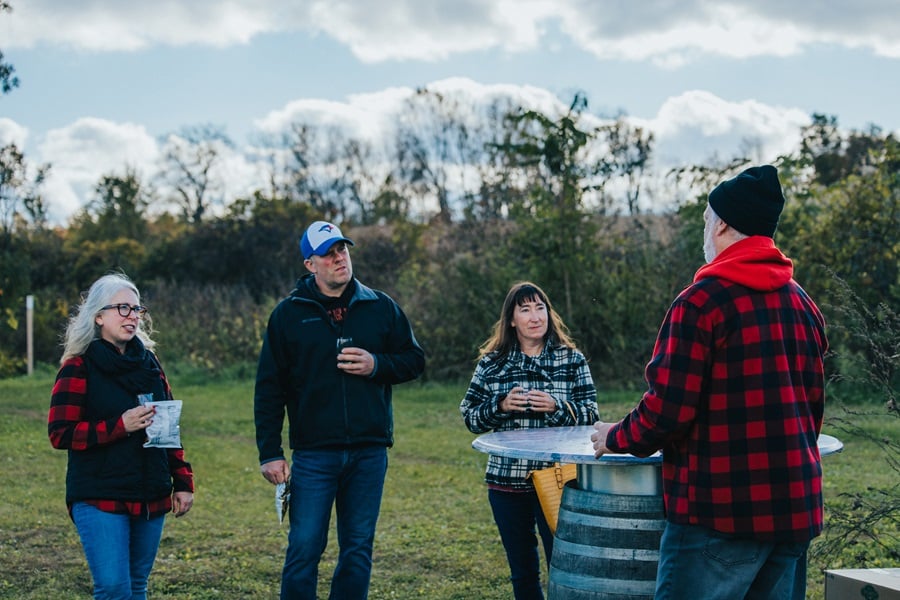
[{"xmin": 254, "ymin": 276, "xmax": 425, "ymax": 463}]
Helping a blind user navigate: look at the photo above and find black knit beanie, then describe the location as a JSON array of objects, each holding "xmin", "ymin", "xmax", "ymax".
[{"xmin": 708, "ymin": 165, "xmax": 785, "ymax": 238}]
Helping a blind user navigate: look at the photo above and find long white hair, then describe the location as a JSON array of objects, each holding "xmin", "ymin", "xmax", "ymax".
[{"xmin": 60, "ymin": 273, "xmax": 156, "ymax": 364}]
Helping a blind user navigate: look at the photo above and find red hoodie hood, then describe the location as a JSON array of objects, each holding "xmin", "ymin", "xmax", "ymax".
[{"xmin": 693, "ymin": 236, "xmax": 793, "ymax": 292}]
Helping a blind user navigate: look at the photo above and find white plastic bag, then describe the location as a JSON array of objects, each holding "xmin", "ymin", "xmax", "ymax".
[
  {"xmin": 275, "ymin": 479, "xmax": 290, "ymax": 524},
  {"xmin": 142, "ymin": 400, "xmax": 183, "ymax": 448}
]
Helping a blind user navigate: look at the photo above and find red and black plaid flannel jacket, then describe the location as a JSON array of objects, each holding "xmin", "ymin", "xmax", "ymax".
[{"xmin": 607, "ymin": 237, "xmax": 827, "ymax": 542}]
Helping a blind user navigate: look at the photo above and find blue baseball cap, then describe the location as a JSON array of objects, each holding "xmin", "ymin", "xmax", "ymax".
[{"xmin": 300, "ymin": 221, "xmax": 354, "ymax": 259}]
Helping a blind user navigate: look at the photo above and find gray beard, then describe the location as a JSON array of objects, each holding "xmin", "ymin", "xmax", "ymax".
[{"xmin": 703, "ymin": 228, "xmax": 716, "ymax": 264}]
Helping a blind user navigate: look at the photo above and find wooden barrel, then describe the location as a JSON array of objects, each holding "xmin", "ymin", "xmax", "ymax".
[{"xmin": 548, "ymin": 480, "xmax": 665, "ymax": 599}]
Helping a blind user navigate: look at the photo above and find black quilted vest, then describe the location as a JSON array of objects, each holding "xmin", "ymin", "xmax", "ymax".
[{"xmin": 65, "ymin": 342, "xmax": 172, "ymax": 505}]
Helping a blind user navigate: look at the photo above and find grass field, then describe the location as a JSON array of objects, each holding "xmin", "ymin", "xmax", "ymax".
[{"xmin": 0, "ymin": 368, "xmax": 896, "ymax": 599}]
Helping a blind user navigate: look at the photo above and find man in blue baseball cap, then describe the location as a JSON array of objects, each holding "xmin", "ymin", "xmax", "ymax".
[
  {"xmin": 298, "ymin": 220, "xmax": 356, "ymax": 296},
  {"xmin": 299, "ymin": 220, "xmax": 355, "ymax": 261},
  {"xmin": 255, "ymin": 220, "xmax": 425, "ymax": 600}
]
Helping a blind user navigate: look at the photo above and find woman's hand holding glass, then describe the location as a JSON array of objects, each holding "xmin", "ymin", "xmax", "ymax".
[{"xmin": 501, "ymin": 386, "xmax": 556, "ymax": 413}]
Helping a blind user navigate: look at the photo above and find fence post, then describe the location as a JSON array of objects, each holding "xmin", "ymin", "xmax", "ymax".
[{"xmin": 26, "ymin": 295, "xmax": 34, "ymax": 375}]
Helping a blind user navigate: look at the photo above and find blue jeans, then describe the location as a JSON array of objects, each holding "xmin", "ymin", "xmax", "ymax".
[
  {"xmin": 655, "ymin": 522, "xmax": 810, "ymax": 600},
  {"xmin": 488, "ymin": 488, "xmax": 554, "ymax": 600},
  {"xmin": 71, "ymin": 502, "xmax": 166, "ymax": 600},
  {"xmin": 281, "ymin": 446, "xmax": 388, "ymax": 600}
]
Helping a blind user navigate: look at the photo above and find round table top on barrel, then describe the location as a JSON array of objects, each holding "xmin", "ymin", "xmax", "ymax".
[{"xmin": 471, "ymin": 425, "xmax": 843, "ymax": 465}]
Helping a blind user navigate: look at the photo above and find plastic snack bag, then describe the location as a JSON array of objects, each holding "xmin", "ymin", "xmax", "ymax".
[
  {"xmin": 142, "ymin": 400, "xmax": 184, "ymax": 448},
  {"xmin": 275, "ymin": 478, "xmax": 290, "ymax": 524}
]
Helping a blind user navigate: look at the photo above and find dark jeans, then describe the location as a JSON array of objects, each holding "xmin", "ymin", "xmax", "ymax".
[
  {"xmin": 281, "ymin": 446, "xmax": 388, "ymax": 600},
  {"xmin": 488, "ymin": 488, "xmax": 554, "ymax": 600},
  {"xmin": 655, "ymin": 522, "xmax": 810, "ymax": 600}
]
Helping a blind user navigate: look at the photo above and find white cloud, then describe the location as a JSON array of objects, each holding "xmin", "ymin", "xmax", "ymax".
[
  {"xmin": 35, "ymin": 118, "xmax": 159, "ymax": 222},
  {"xmin": 0, "ymin": 118, "xmax": 29, "ymax": 147},
  {"xmin": 0, "ymin": 81, "xmax": 820, "ymax": 224},
  {"xmin": 3, "ymin": 0, "xmax": 285, "ymax": 50},
  {"xmin": 5, "ymin": 0, "xmax": 900, "ymax": 60},
  {"xmin": 252, "ymin": 78, "xmax": 570, "ymax": 152},
  {"xmin": 27, "ymin": 119, "xmax": 269, "ymax": 224},
  {"xmin": 641, "ymin": 91, "xmax": 810, "ymax": 166},
  {"xmin": 425, "ymin": 77, "xmax": 567, "ymax": 117},
  {"xmin": 248, "ymin": 79, "xmax": 810, "ymax": 214},
  {"xmin": 254, "ymin": 95, "xmax": 401, "ymax": 142},
  {"xmin": 307, "ymin": 0, "xmax": 557, "ymax": 62},
  {"xmin": 558, "ymin": 3, "xmax": 810, "ymax": 68}
]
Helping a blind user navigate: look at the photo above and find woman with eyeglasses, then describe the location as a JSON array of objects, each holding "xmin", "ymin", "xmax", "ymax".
[{"xmin": 48, "ymin": 272, "xmax": 194, "ymax": 600}]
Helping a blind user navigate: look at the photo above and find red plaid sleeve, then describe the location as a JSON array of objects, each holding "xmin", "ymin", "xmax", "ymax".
[
  {"xmin": 606, "ymin": 278, "xmax": 827, "ymax": 542},
  {"xmin": 155, "ymin": 361, "xmax": 194, "ymax": 493},
  {"xmin": 609, "ymin": 297, "xmax": 709, "ymax": 456},
  {"xmin": 48, "ymin": 357, "xmax": 127, "ymax": 450},
  {"xmin": 168, "ymin": 447, "xmax": 195, "ymax": 493}
]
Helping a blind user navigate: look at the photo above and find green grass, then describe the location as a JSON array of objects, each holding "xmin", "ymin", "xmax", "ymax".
[{"xmin": 0, "ymin": 371, "xmax": 896, "ymax": 599}]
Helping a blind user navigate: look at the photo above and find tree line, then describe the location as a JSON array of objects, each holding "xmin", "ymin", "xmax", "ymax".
[
  {"xmin": 3, "ymin": 6, "xmax": 897, "ymax": 572},
  {"xmin": 1, "ymin": 87, "xmax": 898, "ymax": 392}
]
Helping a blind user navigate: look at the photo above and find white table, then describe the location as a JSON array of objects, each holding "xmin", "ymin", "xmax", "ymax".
[{"xmin": 472, "ymin": 426, "xmax": 843, "ymax": 495}]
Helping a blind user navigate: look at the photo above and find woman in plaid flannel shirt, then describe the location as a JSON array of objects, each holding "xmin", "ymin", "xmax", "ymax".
[
  {"xmin": 48, "ymin": 273, "xmax": 194, "ymax": 600},
  {"xmin": 461, "ymin": 281, "xmax": 598, "ymax": 600}
]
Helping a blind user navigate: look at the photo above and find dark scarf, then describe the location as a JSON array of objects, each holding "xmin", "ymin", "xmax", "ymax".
[{"xmin": 84, "ymin": 337, "xmax": 161, "ymax": 394}]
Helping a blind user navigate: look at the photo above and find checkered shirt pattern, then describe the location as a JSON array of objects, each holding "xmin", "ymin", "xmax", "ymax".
[
  {"xmin": 461, "ymin": 343, "xmax": 598, "ymax": 490},
  {"xmin": 608, "ymin": 276, "xmax": 827, "ymax": 542}
]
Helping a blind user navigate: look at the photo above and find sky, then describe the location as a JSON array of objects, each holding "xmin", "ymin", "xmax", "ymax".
[{"xmin": 2, "ymin": 0, "xmax": 899, "ymax": 224}]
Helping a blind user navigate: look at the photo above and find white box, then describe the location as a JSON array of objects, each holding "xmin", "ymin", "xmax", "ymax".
[{"xmin": 825, "ymin": 568, "xmax": 900, "ymax": 600}]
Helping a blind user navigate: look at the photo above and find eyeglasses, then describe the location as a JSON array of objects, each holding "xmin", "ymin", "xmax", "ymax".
[{"xmin": 101, "ymin": 303, "xmax": 148, "ymax": 318}]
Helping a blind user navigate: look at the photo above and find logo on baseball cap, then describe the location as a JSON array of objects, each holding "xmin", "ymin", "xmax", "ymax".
[{"xmin": 300, "ymin": 221, "xmax": 354, "ymax": 259}]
